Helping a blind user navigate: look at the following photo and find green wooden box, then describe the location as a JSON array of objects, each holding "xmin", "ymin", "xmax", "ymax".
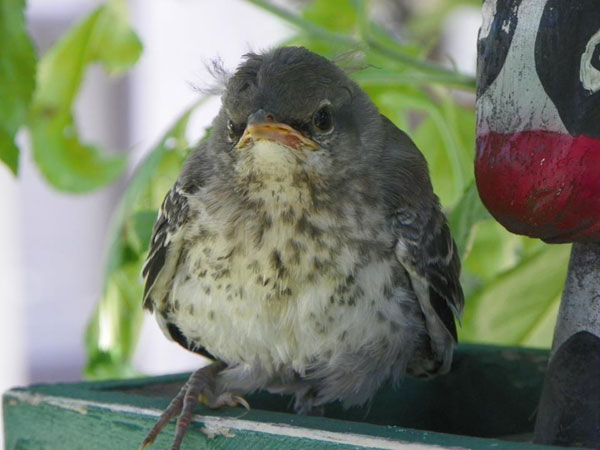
[{"xmin": 3, "ymin": 344, "xmax": 559, "ymax": 449}]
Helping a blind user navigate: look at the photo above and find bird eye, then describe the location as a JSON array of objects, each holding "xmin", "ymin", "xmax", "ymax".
[
  {"xmin": 312, "ymin": 105, "xmax": 334, "ymax": 134},
  {"xmin": 226, "ymin": 119, "xmax": 237, "ymax": 143}
]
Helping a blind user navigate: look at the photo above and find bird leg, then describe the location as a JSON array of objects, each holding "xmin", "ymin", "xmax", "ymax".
[{"xmin": 140, "ymin": 360, "xmax": 249, "ymax": 450}]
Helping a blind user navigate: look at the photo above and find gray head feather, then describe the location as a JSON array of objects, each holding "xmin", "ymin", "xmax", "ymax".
[
  {"xmin": 190, "ymin": 57, "xmax": 232, "ymax": 96},
  {"xmin": 183, "ymin": 46, "xmax": 433, "ymax": 218}
]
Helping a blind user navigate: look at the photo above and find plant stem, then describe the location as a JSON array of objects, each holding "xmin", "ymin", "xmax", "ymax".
[
  {"xmin": 353, "ymin": 69, "xmax": 476, "ymax": 90},
  {"xmin": 365, "ymin": 38, "xmax": 475, "ymax": 90},
  {"xmin": 246, "ymin": 0, "xmax": 476, "ymax": 91}
]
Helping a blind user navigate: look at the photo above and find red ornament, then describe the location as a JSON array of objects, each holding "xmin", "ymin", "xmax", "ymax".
[{"xmin": 476, "ymin": 131, "xmax": 600, "ymax": 243}]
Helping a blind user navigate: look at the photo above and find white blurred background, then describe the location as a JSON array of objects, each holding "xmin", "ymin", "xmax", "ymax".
[{"xmin": 0, "ymin": 0, "xmax": 479, "ymax": 446}]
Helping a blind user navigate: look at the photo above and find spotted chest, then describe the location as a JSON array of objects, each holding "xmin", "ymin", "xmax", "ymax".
[{"xmin": 157, "ymin": 167, "xmax": 419, "ymax": 379}]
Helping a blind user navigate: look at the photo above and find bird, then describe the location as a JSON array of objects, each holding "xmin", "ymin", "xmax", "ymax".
[{"xmin": 139, "ymin": 46, "xmax": 464, "ymax": 450}]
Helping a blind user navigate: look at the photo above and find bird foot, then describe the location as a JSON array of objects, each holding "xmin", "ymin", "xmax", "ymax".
[
  {"xmin": 140, "ymin": 361, "xmax": 247, "ymax": 450},
  {"xmin": 201, "ymin": 391, "xmax": 250, "ymax": 411}
]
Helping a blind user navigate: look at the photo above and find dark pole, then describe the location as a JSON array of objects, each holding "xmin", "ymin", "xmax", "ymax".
[{"xmin": 533, "ymin": 243, "xmax": 600, "ymax": 447}]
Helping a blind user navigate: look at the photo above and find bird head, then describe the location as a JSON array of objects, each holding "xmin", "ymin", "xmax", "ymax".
[{"xmin": 210, "ymin": 47, "xmax": 382, "ymax": 184}]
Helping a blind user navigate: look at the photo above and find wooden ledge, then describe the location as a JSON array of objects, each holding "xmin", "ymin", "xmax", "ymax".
[{"xmin": 3, "ymin": 344, "xmax": 559, "ymax": 449}]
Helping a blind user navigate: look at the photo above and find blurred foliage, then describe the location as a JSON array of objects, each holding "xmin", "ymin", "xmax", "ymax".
[
  {"xmin": 2, "ymin": 0, "xmax": 569, "ymax": 380},
  {"xmin": 1, "ymin": 0, "xmax": 141, "ymax": 191},
  {"xmin": 85, "ymin": 101, "xmax": 206, "ymax": 378},
  {"xmin": 29, "ymin": 0, "xmax": 142, "ymax": 192},
  {"xmin": 0, "ymin": 0, "xmax": 36, "ymax": 174}
]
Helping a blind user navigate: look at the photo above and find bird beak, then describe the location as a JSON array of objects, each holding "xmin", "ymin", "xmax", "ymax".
[{"xmin": 236, "ymin": 122, "xmax": 319, "ymax": 152}]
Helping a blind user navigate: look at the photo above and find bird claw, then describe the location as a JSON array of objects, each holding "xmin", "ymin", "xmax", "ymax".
[
  {"xmin": 203, "ymin": 392, "xmax": 250, "ymax": 411},
  {"xmin": 140, "ymin": 361, "xmax": 236, "ymax": 450}
]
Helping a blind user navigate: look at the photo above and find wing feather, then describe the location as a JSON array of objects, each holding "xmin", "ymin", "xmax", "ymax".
[
  {"xmin": 379, "ymin": 115, "xmax": 464, "ymax": 374},
  {"xmin": 142, "ymin": 184, "xmax": 190, "ymax": 311},
  {"xmin": 396, "ymin": 211, "xmax": 463, "ymax": 342}
]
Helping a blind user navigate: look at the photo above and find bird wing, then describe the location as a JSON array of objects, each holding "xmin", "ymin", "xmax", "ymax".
[
  {"xmin": 142, "ymin": 141, "xmax": 213, "ymax": 312},
  {"xmin": 379, "ymin": 116, "xmax": 464, "ymax": 373},
  {"xmin": 394, "ymin": 206, "xmax": 463, "ymax": 373},
  {"xmin": 141, "ymin": 183, "xmax": 190, "ymax": 312}
]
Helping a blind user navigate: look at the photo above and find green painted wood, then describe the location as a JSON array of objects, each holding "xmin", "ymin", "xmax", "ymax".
[{"xmin": 3, "ymin": 344, "xmax": 559, "ymax": 449}]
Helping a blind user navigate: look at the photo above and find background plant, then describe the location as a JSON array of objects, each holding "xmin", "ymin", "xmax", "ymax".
[{"xmin": 1, "ymin": 0, "xmax": 569, "ymax": 380}]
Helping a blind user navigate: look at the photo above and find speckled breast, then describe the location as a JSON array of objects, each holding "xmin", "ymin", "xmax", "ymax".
[{"xmin": 159, "ymin": 178, "xmax": 418, "ymax": 376}]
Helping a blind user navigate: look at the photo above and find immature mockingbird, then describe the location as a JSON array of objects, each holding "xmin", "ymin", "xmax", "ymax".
[{"xmin": 140, "ymin": 47, "xmax": 463, "ymax": 450}]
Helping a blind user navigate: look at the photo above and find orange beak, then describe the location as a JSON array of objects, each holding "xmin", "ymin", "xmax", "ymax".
[{"xmin": 236, "ymin": 122, "xmax": 319, "ymax": 151}]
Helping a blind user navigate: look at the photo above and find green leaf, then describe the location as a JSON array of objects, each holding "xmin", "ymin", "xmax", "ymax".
[
  {"xmin": 84, "ymin": 262, "xmax": 144, "ymax": 380},
  {"xmin": 519, "ymin": 293, "xmax": 561, "ymax": 348},
  {"xmin": 408, "ymin": 0, "xmax": 481, "ymax": 40},
  {"xmin": 28, "ymin": 0, "xmax": 142, "ymax": 192},
  {"xmin": 409, "ymin": 113, "xmax": 457, "ymax": 207},
  {"xmin": 449, "ymin": 181, "xmax": 491, "ymax": 259},
  {"xmin": 128, "ymin": 210, "xmax": 158, "ymax": 253},
  {"xmin": 463, "ymin": 222, "xmax": 527, "ymax": 284},
  {"xmin": 460, "ymin": 244, "xmax": 571, "ymax": 347},
  {"xmin": 0, "ymin": 0, "xmax": 36, "ymax": 174},
  {"xmin": 438, "ymin": 90, "xmax": 475, "ymax": 177},
  {"xmin": 303, "ymin": 0, "xmax": 358, "ymax": 33},
  {"xmin": 399, "ymin": 94, "xmax": 468, "ymax": 203},
  {"xmin": 353, "ymin": 68, "xmax": 476, "ymax": 90}
]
